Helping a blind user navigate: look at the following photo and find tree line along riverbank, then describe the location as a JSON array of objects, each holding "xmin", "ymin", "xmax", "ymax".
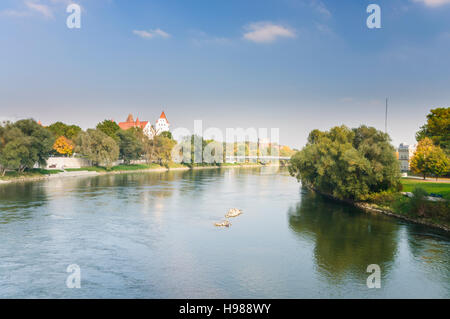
[{"xmin": 0, "ymin": 119, "xmax": 297, "ymax": 178}]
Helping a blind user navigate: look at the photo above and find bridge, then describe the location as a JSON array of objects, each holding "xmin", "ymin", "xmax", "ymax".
[{"xmin": 225, "ymin": 156, "xmax": 291, "ymax": 161}]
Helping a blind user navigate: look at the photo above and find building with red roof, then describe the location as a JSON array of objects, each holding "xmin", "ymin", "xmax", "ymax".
[{"xmin": 117, "ymin": 112, "xmax": 170, "ymax": 139}]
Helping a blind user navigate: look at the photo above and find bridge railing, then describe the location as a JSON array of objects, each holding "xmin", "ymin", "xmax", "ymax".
[{"xmin": 224, "ymin": 156, "xmax": 291, "ymax": 162}]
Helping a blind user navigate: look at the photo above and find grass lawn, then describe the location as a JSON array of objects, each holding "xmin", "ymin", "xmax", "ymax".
[
  {"xmin": 401, "ymin": 178, "xmax": 450, "ymax": 200},
  {"xmin": 167, "ymin": 162, "xmax": 190, "ymax": 169},
  {"xmin": 0, "ymin": 168, "xmax": 63, "ymax": 181}
]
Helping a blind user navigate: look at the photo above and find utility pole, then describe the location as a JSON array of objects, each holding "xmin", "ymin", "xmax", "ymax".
[
  {"xmin": 257, "ymin": 137, "xmax": 260, "ymax": 164},
  {"xmin": 385, "ymin": 98, "xmax": 388, "ymax": 134}
]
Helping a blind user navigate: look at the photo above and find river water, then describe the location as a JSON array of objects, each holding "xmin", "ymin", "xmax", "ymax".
[{"xmin": 0, "ymin": 167, "xmax": 449, "ymax": 298}]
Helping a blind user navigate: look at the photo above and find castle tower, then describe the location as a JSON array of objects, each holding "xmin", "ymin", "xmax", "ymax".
[
  {"xmin": 155, "ymin": 111, "xmax": 170, "ymax": 134},
  {"xmin": 126, "ymin": 114, "xmax": 134, "ymax": 123}
]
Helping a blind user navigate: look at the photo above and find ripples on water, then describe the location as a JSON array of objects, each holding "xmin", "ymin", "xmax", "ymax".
[{"xmin": 0, "ymin": 167, "xmax": 449, "ymax": 298}]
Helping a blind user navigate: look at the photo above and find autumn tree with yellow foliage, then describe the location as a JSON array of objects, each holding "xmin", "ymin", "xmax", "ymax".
[
  {"xmin": 410, "ymin": 137, "xmax": 449, "ymax": 180},
  {"xmin": 53, "ymin": 136, "xmax": 74, "ymax": 156}
]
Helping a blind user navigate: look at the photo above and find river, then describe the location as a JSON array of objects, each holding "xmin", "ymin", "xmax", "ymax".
[{"xmin": 0, "ymin": 167, "xmax": 449, "ymax": 298}]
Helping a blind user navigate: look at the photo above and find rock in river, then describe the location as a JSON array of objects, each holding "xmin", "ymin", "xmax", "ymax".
[
  {"xmin": 225, "ymin": 208, "xmax": 243, "ymax": 218},
  {"xmin": 214, "ymin": 220, "xmax": 231, "ymax": 227}
]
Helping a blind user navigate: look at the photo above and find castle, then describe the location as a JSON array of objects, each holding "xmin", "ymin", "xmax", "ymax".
[{"xmin": 117, "ymin": 111, "xmax": 170, "ymax": 139}]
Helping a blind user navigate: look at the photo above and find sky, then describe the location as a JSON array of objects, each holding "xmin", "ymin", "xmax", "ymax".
[{"xmin": 1, "ymin": 0, "xmax": 450, "ymax": 149}]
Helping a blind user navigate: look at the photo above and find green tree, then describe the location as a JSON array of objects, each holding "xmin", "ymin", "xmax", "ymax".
[
  {"xmin": 159, "ymin": 131, "xmax": 173, "ymax": 139},
  {"xmin": 416, "ymin": 107, "xmax": 449, "ymax": 154},
  {"xmin": 47, "ymin": 122, "xmax": 67, "ymax": 137},
  {"xmin": 280, "ymin": 145, "xmax": 296, "ymax": 157},
  {"xmin": 0, "ymin": 124, "xmax": 6, "ymax": 174},
  {"xmin": 289, "ymin": 125, "xmax": 401, "ymax": 201},
  {"xmin": 65, "ymin": 125, "xmax": 82, "ymax": 140},
  {"xmin": 47, "ymin": 122, "xmax": 82, "ymax": 140},
  {"xmin": 1, "ymin": 124, "xmax": 11, "ymax": 175},
  {"xmin": 428, "ymin": 147, "xmax": 449, "ymax": 180},
  {"xmin": 75, "ymin": 129, "xmax": 119, "ymax": 168},
  {"xmin": 307, "ymin": 129, "xmax": 325, "ymax": 144},
  {"xmin": 0, "ymin": 137, "xmax": 32, "ymax": 174},
  {"xmin": 0, "ymin": 120, "xmax": 54, "ymax": 173},
  {"xmin": 117, "ymin": 129, "xmax": 144, "ymax": 164},
  {"xmin": 184, "ymin": 135, "xmax": 221, "ymax": 165},
  {"xmin": 0, "ymin": 127, "xmax": 31, "ymax": 174},
  {"xmin": 145, "ymin": 135, "xmax": 176, "ymax": 166},
  {"xmin": 96, "ymin": 120, "xmax": 121, "ymax": 141}
]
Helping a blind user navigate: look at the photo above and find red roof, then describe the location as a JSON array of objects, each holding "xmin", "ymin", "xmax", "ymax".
[
  {"xmin": 158, "ymin": 111, "xmax": 169, "ymax": 124},
  {"xmin": 118, "ymin": 114, "xmax": 148, "ymax": 130},
  {"xmin": 139, "ymin": 121, "xmax": 149, "ymax": 128}
]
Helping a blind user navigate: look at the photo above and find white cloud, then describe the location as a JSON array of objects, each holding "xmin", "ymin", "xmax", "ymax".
[
  {"xmin": 243, "ymin": 22, "xmax": 295, "ymax": 43},
  {"xmin": 1, "ymin": 1, "xmax": 88, "ymax": 19},
  {"xmin": 25, "ymin": 1, "xmax": 53, "ymax": 18},
  {"xmin": 412, "ymin": 0, "xmax": 450, "ymax": 7},
  {"xmin": 133, "ymin": 29, "xmax": 171, "ymax": 39},
  {"xmin": 310, "ymin": 0, "xmax": 331, "ymax": 17}
]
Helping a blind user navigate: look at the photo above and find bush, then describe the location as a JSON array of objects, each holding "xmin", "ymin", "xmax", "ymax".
[
  {"xmin": 392, "ymin": 186, "xmax": 450, "ymax": 223},
  {"xmin": 362, "ymin": 191, "xmax": 399, "ymax": 206},
  {"xmin": 410, "ymin": 187, "xmax": 428, "ymax": 217}
]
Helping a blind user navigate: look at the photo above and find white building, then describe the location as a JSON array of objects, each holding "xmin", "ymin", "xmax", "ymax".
[
  {"xmin": 155, "ymin": 111, "xmax": 170, "ymax": 135},
  {"xmin": 117, "ymin": 111, "xmax": 170, "ymax": 139},
  {"xmin": 398, "ymin": 143, "xmax": 416, "ymax": 173},
  {"xmin": 143, "ymin": 122, "xmax": 156, "ymax": 140}
]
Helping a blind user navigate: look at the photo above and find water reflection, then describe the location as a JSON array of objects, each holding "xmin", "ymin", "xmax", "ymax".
[
  {"xmin": 405, "ymin": 224, "xmax": 450, "ymax": 283},
  {"xmin": 288, "ymin": 188, "xmax": 400, "ymax": 283},
  {"xmin": 0, "ymin": 182, "xmax": 49, "ymax": 224}
]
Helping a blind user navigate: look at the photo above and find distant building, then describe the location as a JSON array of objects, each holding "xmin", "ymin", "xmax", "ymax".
[
  {"xmin": 117, "ymin": 111, "xmax": 170, "ymax": 139},
  {"xmin": 398, "ymin": 143, "xmax": 416, "ymax": 172},
  {"xmin": 117, "ymin": 114, "xmax": 153, "ymax": 138},
  {"xmin": 155, "ymin": 111, "xmax": 170, "ymax": 135}
]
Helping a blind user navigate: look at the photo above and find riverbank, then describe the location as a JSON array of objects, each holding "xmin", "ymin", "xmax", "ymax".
[
  {"xmin": 307, "ymin": 186, "xmax": 450, "ymax": 233},
  {"xmin": 354, "ymin": 202, "xmax": 450, "ymax": 232},
  {"xmin": 0, "ymin": 162, "xmax": 281, "ymax": 184}
]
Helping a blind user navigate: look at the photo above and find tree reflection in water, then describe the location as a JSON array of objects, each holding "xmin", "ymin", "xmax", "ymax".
[
  {"xmin": 288, "ymin": 188, "xmax": 400, "ymax": 284},
  {"xmin": 0, "ymin": 181, "xmax": 49, "ymax": 224}
]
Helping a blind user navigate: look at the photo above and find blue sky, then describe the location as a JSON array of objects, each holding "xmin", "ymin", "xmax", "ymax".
[{"xmin": 1, "ymin": 0, "xmax": 450, "ymax": 148}]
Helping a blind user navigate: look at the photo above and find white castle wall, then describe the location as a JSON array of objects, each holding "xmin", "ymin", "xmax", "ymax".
[
  {"xmin": 43, "ymin": 157, "xmax": 149, "ymax": 169},
  {"xmin": 44, "ymin": 157, "xmax": 92, "ymax": 169}
]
